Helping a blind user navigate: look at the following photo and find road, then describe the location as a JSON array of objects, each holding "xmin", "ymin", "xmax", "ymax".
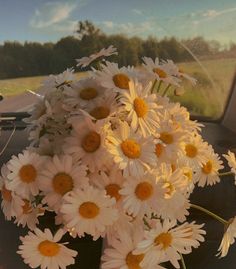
[{"xmin": 0, "ymin": 88, "xmax": 47, "ymax": 113}]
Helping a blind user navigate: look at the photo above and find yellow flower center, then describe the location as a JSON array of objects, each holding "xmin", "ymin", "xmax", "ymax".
[
  {"xmin": 52, "ymin": 173, "xmax": 73, "ymax": 196},
  {"xmin": 113, "ymin": 73, "xmax": 130, "ymax": 89},
  {"xmin": 160, "ymin": 132, "xmax": 174, "ymax": 144},
  {"xmin": 165, "ymin": 182, "xmax": 175, "ymax": 198},
  {"xmin": 154, "ymin": 232, "xmax": 172, "ymax": 249},
  {"xmin": 19, "ymin": 164, "xmax": 37, "ymax": 183},
  {"xmin": 155, "ymin": 143, "xmax": 164, "ymax": 158},
  {"xmin": 79, "ymin": 87, "xmax": 98, "ymax": 100},
  {"xmin": 121, "ymin": 139, "xmax": 141, "ymax": 159},
  {"xmin": 90, "ymin": 106, "xmax": 110, "ymax": 120},
  {"xmin": 79, "ymin": 202, "xmax": 100, "ymax": 219},
  {"xmin": 1, "ymin": 185, "xmax": 12, "ymax": 202},
  {"xmin": 22, "ymin": 200, "xmax": 32, "ymax": 214},
  {"xmin": 202, "ymin": 160, "xmax": 213, "ymax": 174},
  {"xmin": 133, "ymin": 98, "xmax": 148, "ymax": 118},
  {"xmin": 185, "ymin": 144, "xmax": 198, "ymax": 158},
  {"xmin": 105, "ymin": 184, "xmax": 121, "ymax": 202},
  {"xmin": 153, "ymin": 68, "xmax": 167, "ymax": 78},
  {"xmin": 184, "ymin": 170, "xmax": 193, "ymax": 182},
  {"xmin": 82, "ymin": 131, "xmax": 101, "ymax": 153},
  {"xmin": 126, "ymin": 251, "xmax": 144, "ymax": 269},
  {"xmin": 38, "ymin": 240, "xmax": 60, "ymax": 257},
  {"xmin": 135, "ymin": 182, "xmax": 153, "ymax": 201}
]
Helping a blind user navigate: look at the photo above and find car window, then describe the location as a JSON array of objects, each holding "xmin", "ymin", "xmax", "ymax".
[{"xmin": 0, "ymin": 0, "xmax": 235, "ymax": 119}]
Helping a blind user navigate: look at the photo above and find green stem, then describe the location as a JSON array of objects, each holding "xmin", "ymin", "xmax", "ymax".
[
  {"xmin": 190, "ymin": 203, "xmax": 228, "ymax": 225},
  {"xmin": 95, "ymin": 61, "xmax": 102, "ymax": 71},
  {"xmin": 143, "ymin": 216, "xmax": 152, "ymax": 229},
  {"xmin": 157, "ymin": 80, "xmax": 163, "ymax": 93},
  {"xmin": 180, "ymin": 254, "xmax": 187, "ymax": 269},
  {"xmin": 150, "ymin": 79, "xmax": 158, "ymax": 93},
  {"xmin": 162, "ymin": 84, "xmax": 171, "ymax": 96},
  {"xmin": 218, "ymin": 171, "xmax": 235, "ymax": 177}
]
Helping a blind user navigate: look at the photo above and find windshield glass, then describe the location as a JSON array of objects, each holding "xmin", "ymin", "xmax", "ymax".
[{"xmin": 0, "ymin": 0, "xmax": 235, "ymax": 119}]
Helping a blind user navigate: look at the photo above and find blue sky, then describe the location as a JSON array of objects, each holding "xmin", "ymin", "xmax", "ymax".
[{"xmin": 0, "ymin": 0, "xmax": 235, "ymax": 45}]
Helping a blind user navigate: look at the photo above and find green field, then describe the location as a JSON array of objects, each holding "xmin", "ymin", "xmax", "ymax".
[
  {"xmin": 170, "ymin": 58, "xmax": 236, "ymax": 118},
  {"xmin": 0, "ymin": 58, "xmax": 235, "ymax": 118},
  {"xmin": 0, "ymin": 72, "xmax": 87, "ymax": 96}
]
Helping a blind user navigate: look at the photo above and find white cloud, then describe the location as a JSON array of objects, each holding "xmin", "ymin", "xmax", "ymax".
[
  {"xmin": 30, "ymin": 2, "xmax": 77, "ymax": 29},
  {"xmin": 203, "ymin": 6, "xmax": 236, "ymax": 19},
  {"xmin": 132, "ymin": 9, "xmax": 143, "ymax": 15},
  {"xmin": 102, "ymin": 21, "xmax": 114, "ymax": 29},
  {"xmin": 191, "ymin": 6, "xmax": 236, "ymax": 27}
]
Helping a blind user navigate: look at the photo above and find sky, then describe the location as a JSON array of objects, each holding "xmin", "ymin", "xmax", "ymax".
[{"xmin": 0, "ymin": 0, "xmax": 236, "ymax": 46}]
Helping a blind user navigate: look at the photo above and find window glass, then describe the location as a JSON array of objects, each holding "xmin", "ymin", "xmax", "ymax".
[{"xmin": 0, "ymin": 0, "xmax": 235, "ymax": 119}]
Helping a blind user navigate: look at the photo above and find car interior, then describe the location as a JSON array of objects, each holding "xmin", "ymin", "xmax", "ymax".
[{"xmin": 0, "ymin": 1, "xmax": 236, "ymax": 268}]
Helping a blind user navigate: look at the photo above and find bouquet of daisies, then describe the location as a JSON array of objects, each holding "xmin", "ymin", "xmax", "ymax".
[{"xmin": 1, "ymin": 45, "xmax": 236, "ymax": 269}]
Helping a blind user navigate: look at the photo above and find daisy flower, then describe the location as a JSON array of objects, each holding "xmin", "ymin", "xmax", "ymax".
[
  {"xmin": 156, "ymin": 164, "xmax": 190, "ymax": 221},
  {"xmin": 0, "ymin": 164, "xmax": 23, "ymax": 220},
  {"xmin": 17, "ymin": 228, "xmax": 77, "ymax": 269},
  {"xmin": 142, "ymin": 57, "xmax": 180, "ymax": 86},
  {"xmin": 14, "ymin": 199, "xmax": 44, "ymax": 230},
  {"xmin": 63, "ymin": 116, "xmax": 109, "ymax": 172},
  {"xmin": 156, "ymin": 115, "xmax": 185, "ymax": 160},
  {"xmin": 83, "ymin": 90, "xmax": 121, "ymax": 122},
  {"xmin": 120, "ymin": 79, "xmax": 160, "ymax": 137},
  {"xmin": 223, "ymin": 151, "xmax": 236, "ymax": 183},
  {"xmin": 93, "ymin": 61, "xmax": 135, "ymax": 92},
  {"xmin": 42, "ymin": 68, "xmax": 75, "ymax": 90},
  {"xmin": 106, "ymin": 121, "xmax": 156, "ymax": 178},
  {"xmin": 194, "ymin": 147, "xmax": 223, "ymax": 187},
  {"xmin": 162, "ymin": 60, "xmax": 197, "ymax": 85},
  {"xmin": 90, "ymin": 166, "xmax": 135, "ymax": 244},
  {"xmin": 181, "ymin": 166, "xmax": 195, "ymax": 195},
  {"xmin": 178, "ymin": 221, "xmax": 206, "ymax": 252},
  {"xmin": 120, "ymin": 171, "xmax": 164, "ymax": 217},
  {"xmin": 180, "ymin": 134, "xmax": 208, "ymax": 168},
  {"xmin": 38, "ymin": 155, "xmax": 88, "ymax": 212},
  {"xmin": 76, "ymin": 45, "xmax": 118, "ymax": 68},
  {"xmin": 102, "ymin": 223, "xmax": 166, "ymax": 269},
  {"xmin": 154, "ymin": 141, "xmax": 169, "ymax": 165},
  {"xmin": 61, "ymin": 185, "xmax": 118, "ymax": 240},
  {"xmin": 135, "ymin": 219, "xmax": 203, "ymax": 269},
  {"xmin": 91, "ymin": 167, "xmax": 125, "ymax": 205},
  {"xmin": 167, "ymin": 102, "xmax": 203, "ymax": 133},
  {"xmin": 217, "ymin": 217, "xmax": 236, "ymax": 258},
  {"xmin": 64, "ymin": 77, "xmax": 106, "ymax": 109},
  {"xmin": 7, "ymin": 150, "xmax": 46, "ymax": 199},
  {"xmin": 157, "ymin": 164, "xmax": 189, "ymax": 198}
]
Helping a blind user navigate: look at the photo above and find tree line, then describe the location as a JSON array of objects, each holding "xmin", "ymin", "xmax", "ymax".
[{"xmin": 0, "ymin": 20, "xmax": 235, "ymax": 79}]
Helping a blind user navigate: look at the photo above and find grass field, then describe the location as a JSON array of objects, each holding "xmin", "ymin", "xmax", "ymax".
[
  {"xmin": 0, "ymin": 58, "xmax": 235, "ymax": 118},
  {"xmin": 0, "ymin": 72, "xmax": 87, "ymax": 96},
  {"xmin": 170, "ymin": 58, "xmax": 236, "ymax": 118}
]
